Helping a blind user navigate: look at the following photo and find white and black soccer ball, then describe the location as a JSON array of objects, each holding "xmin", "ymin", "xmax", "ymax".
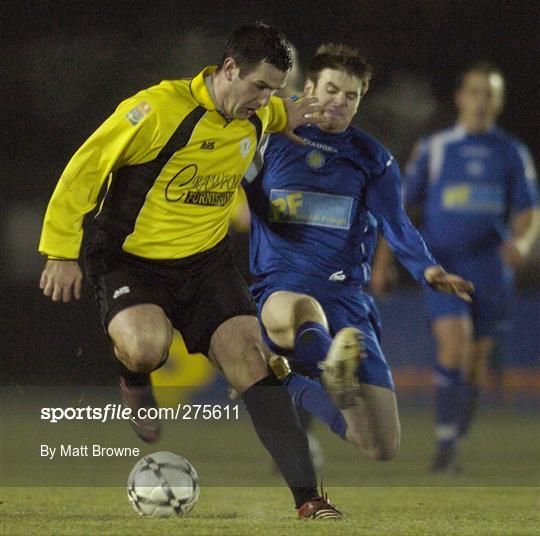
[{"xmin": 127, "ymin": 451, "xmax": 200, "ymax": 518}]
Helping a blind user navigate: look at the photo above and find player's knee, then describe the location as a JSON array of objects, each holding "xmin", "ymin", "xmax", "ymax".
[
  {"xmin": 363, "ymin": 441, "xmax": 399, "ymax": 462},
  {"xmin": 347, "ymin": 429, "xmax": 400, "ymax": 461},
  {"xmin": 373, "ymin": 437, "xmax": 400, "ymax": 461},
  {"xmin": 293, "ymin": 296, "xmax": 326, "ymax": 328},
  {"xmin": 119, "ymin": 333, "xmax": 169, "ymax": 373},
  {"xmin": 352, "ymin": 437, "xmax": 394, "ymax": 461},
  {"xmin": 265, "ymin": 324, "xmax": 295, "ymax": 350}
]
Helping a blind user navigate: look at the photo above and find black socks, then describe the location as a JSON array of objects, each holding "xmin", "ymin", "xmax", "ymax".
[
  {"xmin": 116, "ymin": 354, "xmax": 168, "ymax": 386},
  {"xmin": 242, "ymin": 374, "xmax": 318, "ymax": 508}
]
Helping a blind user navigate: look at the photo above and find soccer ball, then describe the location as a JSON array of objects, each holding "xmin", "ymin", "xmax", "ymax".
[{"xmin": 127, "ymin": 451, "xmax": 200, "ymax": 518}]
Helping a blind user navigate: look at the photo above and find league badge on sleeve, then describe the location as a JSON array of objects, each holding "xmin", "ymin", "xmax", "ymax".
[{"xmin": 126, "ymin": 101, "xmax": 152, "ymax": 126}]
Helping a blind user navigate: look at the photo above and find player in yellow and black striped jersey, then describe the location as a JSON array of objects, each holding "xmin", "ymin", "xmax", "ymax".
[
  {"xmin": 38, "ymin": 22, "xmax": 342, "ymax": 518},
  {"xmin": 39, "ymin": 66, "xmax": 287, "ymax": 261}
]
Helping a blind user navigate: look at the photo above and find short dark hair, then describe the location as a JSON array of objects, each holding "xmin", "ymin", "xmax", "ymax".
[
  {"xmin": 458, "ymin": 61, "xmax": 505, "ymax": 91},
  {"xmin": 307, "ymin": 43, "xmax": 373, "ymax": 88},
  {"xmin": 218, "ymin": 22, "xmax": 293, "ymax": 76}
]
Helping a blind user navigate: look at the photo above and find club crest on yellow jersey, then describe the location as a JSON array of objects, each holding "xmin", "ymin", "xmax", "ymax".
[{"xmin": 240, "ymin": 137, "xmax": 251, "ymax": 157}]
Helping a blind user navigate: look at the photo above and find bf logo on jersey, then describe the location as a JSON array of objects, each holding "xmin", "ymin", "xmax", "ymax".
[{"xmin": 306, "ymin": 150, "xmax": 326, "ymax": 169}]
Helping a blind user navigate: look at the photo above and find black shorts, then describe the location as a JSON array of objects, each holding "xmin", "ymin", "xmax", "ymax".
[{"xmin": 85, "ymin": 236, "xmax": 257, "ymax": 356}]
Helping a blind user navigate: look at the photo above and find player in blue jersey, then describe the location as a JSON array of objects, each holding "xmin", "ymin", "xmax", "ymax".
[
  {"xmin": 373, "ymin": 62, "xmax": 539, "ymax": 471},
  {"xmin": 243, "ymin": 44, "xmax": 474, "ymax": 461}
]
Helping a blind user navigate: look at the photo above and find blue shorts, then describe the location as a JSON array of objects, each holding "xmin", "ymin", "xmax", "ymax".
[
  {"xmin": 424, "ymin": 253, "xmax": 512, "ymax": 338},
  {"xmin": 250, "ymin": 272, "xmax": 395, "ymax": 390}
]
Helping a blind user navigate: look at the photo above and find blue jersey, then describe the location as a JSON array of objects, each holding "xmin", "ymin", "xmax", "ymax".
[
  {"xmin": 404, "ymin": 125, "xmax": 538, "ymax": 259},
  {"xmin": 244, "ymin": 124, "xmax": 436, "ymax": 287}
]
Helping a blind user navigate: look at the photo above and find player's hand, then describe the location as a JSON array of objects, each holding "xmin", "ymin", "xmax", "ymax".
[
  {"xmin": 39, "ymin": 259, "xmax": 83, "ymax": 302},
  {"xmin": 424, "ymin": 265, "xmax": 474, "ymax": 302},
  {"xmin": 282, "ymin": 94, "xmax": 322, "ymax": 144},
  {"xmin": 499, "ymin": 239, "xmax": 525, "ymax": 269}
]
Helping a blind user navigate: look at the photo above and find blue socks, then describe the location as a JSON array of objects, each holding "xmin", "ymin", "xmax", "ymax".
[
  {"xmin": 274, "ymin": 321, "xmax": 348, "ymax": 440},
  {"xmin": 284, "ymin": 373, "xmax": 348, "ymax": 439},
  {"xmin": 433, "ymin": 364, "xmax": 465, "ymax": 450},
  {"xmin": 294, "ymin": 321, "xmax": 332, "ymax": 377}
]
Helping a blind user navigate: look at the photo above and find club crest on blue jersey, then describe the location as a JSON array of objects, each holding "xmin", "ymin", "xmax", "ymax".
[
  {"xmin": 466, "ymin": 160, "xmax": 485, "ymax": 177},
  {"xmin": 305, "ymin": 150, "xmax": 326, "ymax": 169}
]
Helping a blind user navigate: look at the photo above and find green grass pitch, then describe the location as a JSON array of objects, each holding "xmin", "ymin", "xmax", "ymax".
[{"xmin": 3, "ymin": 486, "xmax": 539, "ymax": 535}]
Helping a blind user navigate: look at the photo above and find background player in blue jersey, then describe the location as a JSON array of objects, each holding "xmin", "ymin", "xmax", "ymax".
[
  {"xmin": 373, "ymin": 62, "xmax": 539, "ymax": 471},
  {"xmin": 243, "ymin": 44, "xmax": 474, "ymax": 461}
]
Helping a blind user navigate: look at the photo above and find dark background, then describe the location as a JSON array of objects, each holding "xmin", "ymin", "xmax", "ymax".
[{"xmin": 2, "ymin": 0, "xmax": 538, "ymax": 385}]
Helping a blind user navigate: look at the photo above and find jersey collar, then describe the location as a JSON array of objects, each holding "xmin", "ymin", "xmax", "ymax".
[
  {"xmin": 189, "ymin": 66, "xmax": 218, "ymax": 111},
  {"xmin": 455, "ymin": 123, "xmax": 497, "ymax": 137}
]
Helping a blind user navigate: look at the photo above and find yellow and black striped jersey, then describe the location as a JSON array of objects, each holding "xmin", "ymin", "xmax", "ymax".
[{"xmin": 39, "ymin": 65, "xmax": 287, "ymax": 260}]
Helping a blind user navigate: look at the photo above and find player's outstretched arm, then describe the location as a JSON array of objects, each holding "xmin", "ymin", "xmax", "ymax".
[
  {"xmin": 39, "ymin": 259, "xmax": 83, "ymax": 303},
  {"xmin": 424, "ymin": 265, "xmax": 474, "ymax": 302},
  {"xmin": 281, "ymin": 95, "xmax": 321, "ymax": 144}
]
